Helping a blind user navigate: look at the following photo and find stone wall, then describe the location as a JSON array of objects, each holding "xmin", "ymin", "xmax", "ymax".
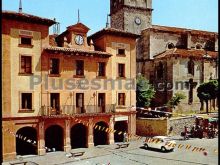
[
  {"xmin": 111, "ymin": 10, "xmax": 124, "ymax": 31},
  {"xmin": 136, "ymin": 116, "xmax": 196, "ymax": 137},
  {"xmin": 149, "ymin": 32, "xmax": 184, "ymax": 59},
  {"xmin": 168, "ymin": 116, "xmax": 195, "ymax": 136}
]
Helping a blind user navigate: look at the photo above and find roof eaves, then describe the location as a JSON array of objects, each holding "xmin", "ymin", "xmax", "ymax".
[{"xmin": 2, "ymin": 10, "xmax": 56, "ymax": 26}]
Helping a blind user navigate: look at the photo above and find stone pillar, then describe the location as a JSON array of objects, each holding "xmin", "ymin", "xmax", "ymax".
[
  {"xmin": 187, "ymin": 31, "xmax": 192, "ymax": 49},
  {"xmin": 129, "ymin": 114, "xmax": 136, "ymax": 140},
  {"xmin": 88, "ymin": 118, "xmax": 94, "ymax": 147},
  {"xmin": 2, "ymin": 122, "xmax": 16, "ymax": 161},
  {"xmin": 146, "ymin": 0, "xmax": 152, "ymax": 9},
  {"xmin": 64, "ymin": 119, "xmax": 71, "ymax": 152},
  {"xmin": 215, "ymin": 35, "xmax": 218, "ymax": 51},
  {"xmin": 109, "ymin": 117, "xmax": 115, "ymax": 144},
  {"xmin": 38, "ymin": 121, "xmax": 46, "ymax": 155}
]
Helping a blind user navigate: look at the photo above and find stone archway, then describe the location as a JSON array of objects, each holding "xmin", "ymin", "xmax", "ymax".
[
  {"xmin": 114, "ymin": 121, "xmax": 128, "ymax": 142},
  {"xmin": 93, "ymin": 121, "xmax": 108, "ymax": 146},
  {"xmin": 16, "ymin": 127, "xmax": 37, "ymax": 156},
  {"xmin": 71, "ymin": 123, "xmax": 87, "ymax": 149},
  {"xmin": 45, "ymin": 125, "xmax": 64, "ymax": 151}
]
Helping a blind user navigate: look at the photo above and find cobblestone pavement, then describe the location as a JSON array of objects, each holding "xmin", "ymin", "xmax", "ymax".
[{"xmin": 3, "ymin": 136, "xmax": 218, "ymax": 165}]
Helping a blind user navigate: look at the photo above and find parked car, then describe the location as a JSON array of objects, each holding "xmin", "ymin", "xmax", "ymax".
[
  {"xmin": 136, "ymin": 107, "xmax": 172, "ymax": 118},
  {"xmin": 144, "ymin": 136, "xmax": 176, "ymax": 152}
]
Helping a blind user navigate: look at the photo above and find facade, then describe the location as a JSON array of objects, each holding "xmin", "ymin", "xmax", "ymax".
[
  {"xmin": 110, "ymin": 0, "xmax": 152, "ymax": 34},
  {"xmin": 2, "ymin": 10, "xmax": 138, "ymax": 161},
  {"xmin": 137, "ymin": 26, "xmax": 218, "ymax": 112},
  {"xmin": 110, "ymin": 0, "xmax": 219, "ymax": 112}
]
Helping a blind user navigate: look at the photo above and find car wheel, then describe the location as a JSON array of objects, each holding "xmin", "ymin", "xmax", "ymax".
[
  {"xmin": 161, "ymin": 146, "xmax": 166, "ymax": 152},
  {"xmin": 144, "ymin": 144, "xmax": 149, "ymax": 149},
  {"xmin": 170, "ymin": 148, "xmax": 174, "ymax": 152}
]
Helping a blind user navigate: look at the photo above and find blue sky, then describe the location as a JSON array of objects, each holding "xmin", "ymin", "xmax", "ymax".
[{"xmin": 2, "ymin": 0, "xmax": 218, "ymax": 35}]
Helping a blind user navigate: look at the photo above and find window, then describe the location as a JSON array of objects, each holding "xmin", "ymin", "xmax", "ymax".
[
  {"xmin": 76, "ymin": 93, "xmax": 84, "ymax": 107},
  {"xmin": 188, "ymin": 79, "xmax": 194, "ymax": 104},
  {"xmin": 50, "ymin": 58, "xmax": 60, "ymax": 75},
  {"xmin": 20, "ymin": 36, "xmax": 32, "ymax": 45},
  {"xmin": 157, "ymin": 62, "xmax": 163, "ymax": 79},
  {"xmin": 21, "ymin": 93, "xmax": 32, "ymax": 110},
  {"xmin": 20, "ymin": 56, "xmax": 32, "ymax": 74},
  {"xmin": 188, "ymin": 59, "xmax": 194, "ymax": 75},
  {"xmin": 76, "ymin": 60, "xmax": 84, "ymax": 76},
  {"xmin": 98, "ymin": 62, "xmax": 106, "ymax": 76},
  {"xmin": 118, "ymin": 93, "xmax": 125, "ymax": 106},
  {"xmin": 118, "ymin": 48, "xmax": 125, "ymax": 55},
  {"xmin": 118, "ymin": 64, "xmax": 125, "ymax": 77},
  {"xmin": 76, "ymin": 93, "xmax": 84, "ymax": 113},
  {"xmin": 167, "ymin": 43, "xmax": 175, "ymax": 49}
]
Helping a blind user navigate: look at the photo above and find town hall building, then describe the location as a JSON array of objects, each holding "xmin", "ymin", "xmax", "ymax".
[{"xmin": 2, "ymin": 8, "xmax": 137, "ymax": 161}]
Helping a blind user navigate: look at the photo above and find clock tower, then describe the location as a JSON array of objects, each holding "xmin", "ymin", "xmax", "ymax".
[{"xmin": 110, "ymin": 0, "xmax": 153, "ymax": 34}]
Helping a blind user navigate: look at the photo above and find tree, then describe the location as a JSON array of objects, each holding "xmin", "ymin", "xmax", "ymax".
[
  {"xmin": 167, "ymin": 92, "xmax": 186, "ymax": 109},
  {"xmin": 197, "ymin": 80, "xmax": 218, "ymax": 113},
  {"xmin": 136, "ymin": 74, "xmax": 155, "ymax": 107}
]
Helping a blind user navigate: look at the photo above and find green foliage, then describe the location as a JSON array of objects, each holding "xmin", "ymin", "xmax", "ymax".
[
  {"xmin": 197, "ymin": 80, "xmax": 218, "ymax": 101},
  {"xmin": 136, "ymin": 74, "xmax": 155, "ymax": 107},
  {"xmin": 167, "ymin": 92, "xmax": 186, "ymax": 109},
  {"xmin": 197, "ymin": 80, "xmax": 218, "ymax": 113}
]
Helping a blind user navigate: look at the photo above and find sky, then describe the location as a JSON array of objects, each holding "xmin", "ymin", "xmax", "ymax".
[{"xmin": 2, "ymin": 0, "xmax": 218, "ymax": 35}]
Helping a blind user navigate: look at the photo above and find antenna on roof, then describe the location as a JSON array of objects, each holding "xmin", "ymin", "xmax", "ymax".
[
  {"xmin": 77, "ymin": 9, "xmax": 80, "ymax": 23},
  {"xmin": 19, "ymin": 0, "xmax": 22, "ymax": 13},
  {"xmin": 106, "ymin": 14, "xmax": 110, "ymax": 28}
]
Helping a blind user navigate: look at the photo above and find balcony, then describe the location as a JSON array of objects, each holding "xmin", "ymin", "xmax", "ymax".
[{"xmin": 40, "ymin": 104, "xmax": 116, "ymax": 116}]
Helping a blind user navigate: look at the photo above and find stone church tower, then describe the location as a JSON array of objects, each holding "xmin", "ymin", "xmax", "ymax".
[{"xmin": 110, "ymin": 0, "xmax": 153, "ymax": 34}]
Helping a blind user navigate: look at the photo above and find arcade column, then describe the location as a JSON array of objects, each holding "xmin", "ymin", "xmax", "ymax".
[
  {"xmin": 88, "ymin": 118, "xmax": 94, "ymax": 147},
  {"xmin": 64, "ymin": 119, "xmax": 71, "ymax": 152},
  {"xmin": 109, "ymin": 117, "xmax": 115, "ymax": 144},
  {"xmin": 38, "ymin": 121, "xmax": 46, "ymax": 155}
]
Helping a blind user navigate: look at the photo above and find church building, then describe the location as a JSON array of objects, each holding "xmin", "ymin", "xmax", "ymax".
[{"xmin": 110, "ymin": 0, "xmax": 218, "ymax": 112}]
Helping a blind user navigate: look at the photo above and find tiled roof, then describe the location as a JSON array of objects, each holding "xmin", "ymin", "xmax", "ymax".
[
  {"xmin": 89, "ymin": 27, "xmax": 140, "ymax": 39},
  {"xmin": 146, "ymin": 25, "xmax": 218, "ymax": 36},
  {"xmin": 2, "ymin": 10, "xmax": 56, "ymax": 26},
  {"xmin": 44, "ymin": 46, "xmax": 112, "ymax": 58},
  {"xmin": 154, "ymin": 48, "xmax": 218, "ymax": 60}
]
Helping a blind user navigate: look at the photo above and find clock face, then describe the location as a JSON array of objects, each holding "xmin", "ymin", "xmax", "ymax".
[
  {"xmin": 135, "ymin": 17, "xmax": 141, "ymax": 25},
  {"xmin": 75, "ymin": 35, "xmax": 84, "ymax": 45}
]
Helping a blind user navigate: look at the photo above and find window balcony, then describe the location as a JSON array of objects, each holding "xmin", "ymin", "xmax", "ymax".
[{"xmin": 40, "ymin": 104, "xmax": 116, "ymax": 116}]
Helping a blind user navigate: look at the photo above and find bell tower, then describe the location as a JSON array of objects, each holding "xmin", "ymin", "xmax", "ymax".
[{"xmin": 110, "ymin": 0, "xmax": 153, "ymax": 34}]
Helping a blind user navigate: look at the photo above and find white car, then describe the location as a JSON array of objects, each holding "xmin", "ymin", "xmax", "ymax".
[{"xmin": 144, "ymin": 136, "xmax": 176, "ymax": 152}]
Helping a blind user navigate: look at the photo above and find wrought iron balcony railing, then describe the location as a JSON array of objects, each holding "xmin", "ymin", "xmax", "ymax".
[{"xmin": 40, "ymin": 104, "xmax": 116, "ymax": 116}]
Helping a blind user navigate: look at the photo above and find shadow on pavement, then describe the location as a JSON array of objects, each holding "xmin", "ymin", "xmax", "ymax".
[{"xmin": 139, "ymin": 146, "xmax": 174, "ymax": 153}]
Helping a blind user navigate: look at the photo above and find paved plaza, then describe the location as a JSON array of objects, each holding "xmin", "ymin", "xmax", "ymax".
[{"xmin": 3, "ymin": 136, "xmax": 218, "ymax": 165}]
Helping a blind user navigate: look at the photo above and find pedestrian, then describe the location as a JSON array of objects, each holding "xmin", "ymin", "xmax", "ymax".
[
  {"xmin": 198, "ymin": 125, "xmax": 203, "ymax": 139},
  {"xmin": 190, "ymin": 125, "xmax": 195, "ymax": 138},
  {"xmin": 123, "ymin": 132, "xmax": 128, "ymax": 143},
  {"xmin": 184, "ymin": 126, "xmax": 189, "ymax": 140}
]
